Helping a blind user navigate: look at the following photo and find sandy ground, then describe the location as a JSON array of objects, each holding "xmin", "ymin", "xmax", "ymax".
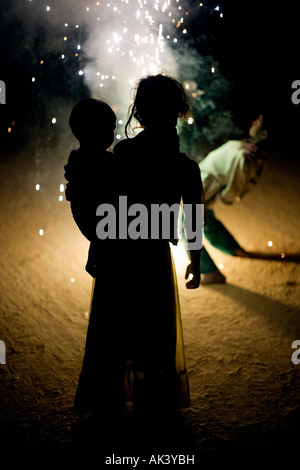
[{"xmin": 0, "ymin": 142, "xmax": 300, "ymax": 461}]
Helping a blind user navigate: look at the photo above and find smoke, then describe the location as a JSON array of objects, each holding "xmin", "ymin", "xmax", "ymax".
[
  {"xmin": 76, "ymin": 0, "xmax": 182, "ymax": 134},
  {"xmin": 2, "ymin": 0, "xmax": 240, "ymax": 156}
]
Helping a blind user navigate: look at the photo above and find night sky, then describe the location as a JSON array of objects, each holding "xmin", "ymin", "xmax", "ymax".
[
  {"xmin": 0, "ymin": 0, "xmax": 299, "ymax": 154},
  {"xmin": 0, "ymin": 1, "xmax": 300, "ymax": 456}
]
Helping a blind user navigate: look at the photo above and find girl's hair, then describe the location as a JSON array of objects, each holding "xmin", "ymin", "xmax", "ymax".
[{"xmin": 125, "ymin": 74, "xmax": 190, "ymax": 137}]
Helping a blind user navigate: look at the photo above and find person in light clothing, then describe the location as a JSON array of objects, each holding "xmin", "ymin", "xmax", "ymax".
[{"xmin": 185, "ymin": 114, "xmax": 268, "ymax": 284}]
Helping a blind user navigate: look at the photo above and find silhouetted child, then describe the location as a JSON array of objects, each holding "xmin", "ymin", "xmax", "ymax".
[
  {"xmin": 111, "ymin": 74, "xmax": 206, "ymax": 415},
  {"xmin": 73, "ymin": 76, "xmax": 206, "ymax": 417},
  {"xmin": 64, "ymin": 98, "xmax": 116, "ymax": 277}
]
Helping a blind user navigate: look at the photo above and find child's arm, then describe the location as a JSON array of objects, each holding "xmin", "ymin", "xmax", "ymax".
[
  {"xmin": 64, "ymin": 151, "xmax": 97, "ymax": 241},
  {"xmin": 185, "ymin": 250, "xmax": 201, "ymax": 289},
  {"xmin": 70, "ymin": 198, "xmax": 97, "ymax": 242},
  {"xmin": 182, "ymin": 159, "xmax": 206, "ymax": 289}
]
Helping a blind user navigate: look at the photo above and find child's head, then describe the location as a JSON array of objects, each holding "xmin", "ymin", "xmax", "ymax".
[
  {"xmin": 125, "ymin": 74, "xmax": 190, "ymax": 136},
  {"xmin": 69, "ymin": 98, "xmax": 116, "ymax": 150}
]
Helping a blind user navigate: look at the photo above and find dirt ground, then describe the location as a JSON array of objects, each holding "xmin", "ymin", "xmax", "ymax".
[{"xmin": 0, "ymin": 142, "xmax": 300, "ymax": 462}]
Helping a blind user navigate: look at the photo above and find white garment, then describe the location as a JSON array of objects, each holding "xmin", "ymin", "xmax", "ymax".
[{"xmin": 200, "ymin": 139, "xmax": 264, "ymax": 204}]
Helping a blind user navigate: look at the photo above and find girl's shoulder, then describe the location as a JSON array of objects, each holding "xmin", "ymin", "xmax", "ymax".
[
  {"xmin": 178, "ymin": 151, "xmax": 199, "ymax": 170},
  {"xmin": 113, "ymin": 135, "xmax": 140, "ymax": 154}
]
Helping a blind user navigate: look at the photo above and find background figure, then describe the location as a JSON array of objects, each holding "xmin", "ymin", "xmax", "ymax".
[{"xmin": 183, "ymin": 114, "xmax": 268, "ymax": 284}]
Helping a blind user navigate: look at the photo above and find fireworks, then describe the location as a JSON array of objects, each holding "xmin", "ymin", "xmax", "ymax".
[
  {"xmin": 5, "ymin": 0, "xmax": 228, "ymax": 286},
  {"xmin": 21, "ymin": 0, "xmax": 223, "ymax": 198},
  {"xmin": 23, "ymin": 0, "xmax": 224, "ymax": 125}
]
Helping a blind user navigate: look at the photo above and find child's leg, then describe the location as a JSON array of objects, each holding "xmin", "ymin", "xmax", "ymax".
[
  {"xmin": 204, "ymin": 209, "xmax": 241, "ymax": 256},
  {"xmin": 200, "ymin": 246, "xmax": 218, "ymax": 273}
]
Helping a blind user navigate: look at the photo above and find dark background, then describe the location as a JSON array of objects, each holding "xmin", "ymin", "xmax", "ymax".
[
  {"xmin": 219, "ymin": 0, "xmax": 300, "ymax": 150},
  {"xmin": 0, "ymin": 0, "xmax": 299, "ymax": 154}
]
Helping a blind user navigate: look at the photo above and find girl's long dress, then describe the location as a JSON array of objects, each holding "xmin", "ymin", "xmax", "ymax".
[
  {"xmin": 74, "ymin": 129, "xmax": 204, "ymax": 414},
  {"xmin": 75, "ymin": 241, "xmax": 190, "ymax": 413}
]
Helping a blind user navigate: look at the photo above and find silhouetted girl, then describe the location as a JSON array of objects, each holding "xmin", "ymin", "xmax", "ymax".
[
  {"xmin": 74, "ymin": 74, "xmax": 205, "ymax": 418},
  {"xmin": 112, "ymin": 74, "xmax": 205, "ymax": 414}
]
